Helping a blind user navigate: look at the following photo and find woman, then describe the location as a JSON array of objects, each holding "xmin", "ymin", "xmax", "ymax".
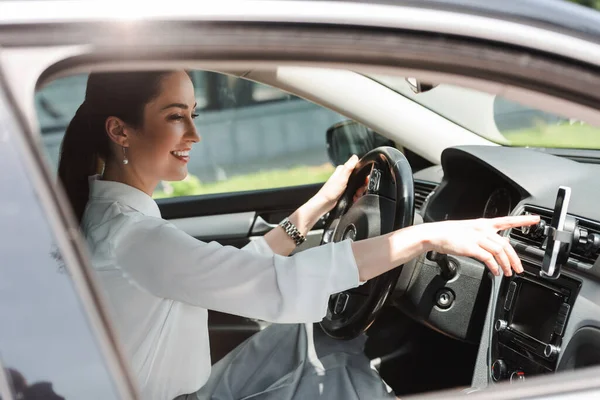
[{"xmin": 58, "ymin": 70, "xmax": 538, "ymax": 400}]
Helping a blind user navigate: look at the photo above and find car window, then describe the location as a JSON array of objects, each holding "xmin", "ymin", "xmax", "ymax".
[
  {"xmin": 36, "ymin": 70, "xmax": 346, "ymax": 200},
  {"xmin": 369, "ymin": 75, "xmax": 600, "ymax": 150},
  {"xmin": 0, "ymin": 96, "xmax": 121, "ymax": 399}
]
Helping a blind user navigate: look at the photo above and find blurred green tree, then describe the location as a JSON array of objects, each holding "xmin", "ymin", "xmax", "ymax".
[{"xmin": 567, "ymin": 0, "xmax": 600, "ymax": 10}]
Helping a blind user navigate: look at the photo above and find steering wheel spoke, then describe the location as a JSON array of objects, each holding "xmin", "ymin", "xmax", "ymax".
[{"xmin": 322, "ymin": 217, "xmax": 340, "ymax": 244}]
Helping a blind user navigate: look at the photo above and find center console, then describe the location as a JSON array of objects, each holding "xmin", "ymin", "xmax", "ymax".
[
  {"xmin": 491, "ymin": 264, "xmax": 580, "ymax": 382},
  {"xmin": 491, "ymin": 186, "xmax": 582, "ymax": 382}
]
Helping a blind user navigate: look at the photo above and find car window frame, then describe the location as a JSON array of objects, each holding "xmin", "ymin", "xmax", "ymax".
[
  {"xmin": 0, "ymin": 357, "xmax": 15, "ymax": 400},
  {"xmin": 0, "ymin": 70, "xmax": 139, "ymax": 400}
]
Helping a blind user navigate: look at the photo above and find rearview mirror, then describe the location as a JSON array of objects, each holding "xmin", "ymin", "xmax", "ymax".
[
  {"xmin": 325, "ymin": 120, "xmax": 394, "ymax": 166},
  {"xmin": 406, "ymin": 77, "xmax": 438, "ymax": 94}
]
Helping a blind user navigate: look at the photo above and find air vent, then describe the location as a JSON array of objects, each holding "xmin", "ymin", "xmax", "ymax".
[
  {"xmin": 571, "ymin": 219, "xmax": 600, "ymax": 265},
  {"xmin": 414, "ymin": 180, "xmax": 437, "ymax": 212},
  {"xmin": 509, "ymin": 206, "xmax": 551, "ymax": 248},
  {"xmin": 510, "ymin": 205, "xmax": 600, "ymax": 266}
]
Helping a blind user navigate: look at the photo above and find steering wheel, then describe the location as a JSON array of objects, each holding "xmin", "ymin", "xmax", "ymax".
[{"xmin": 319, "ymin": 146, "xmax": 415, "ymax": 339}]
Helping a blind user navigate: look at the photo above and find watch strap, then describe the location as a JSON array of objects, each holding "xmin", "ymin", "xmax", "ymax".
[{"xmin": 279, "ymin": 217, "xmax": 306, "ymax": 246}]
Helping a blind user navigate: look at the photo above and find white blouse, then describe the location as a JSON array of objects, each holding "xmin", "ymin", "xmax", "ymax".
[{"xmin": 81, "ymin": 177, "xmax": 361, "ymax": 400}]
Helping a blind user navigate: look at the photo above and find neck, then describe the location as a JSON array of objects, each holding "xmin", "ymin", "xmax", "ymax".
[{"xmin": 102, "ymin": 160, "xmax": 157, "ymax": 196}]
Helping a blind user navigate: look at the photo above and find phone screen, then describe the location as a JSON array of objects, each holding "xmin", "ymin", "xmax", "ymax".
[{"xmin": 542, "ymin": 186, "xmax": 571, "ymax": 276}]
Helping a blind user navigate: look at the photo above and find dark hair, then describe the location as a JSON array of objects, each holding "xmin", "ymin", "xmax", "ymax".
[{"xmin": 58, "ymin": 71, "xmax": 176, "ymax": 222}]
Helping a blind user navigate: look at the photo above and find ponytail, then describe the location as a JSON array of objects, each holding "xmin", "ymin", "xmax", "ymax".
[{"xmin": 58, "ymin": 101, "xmax": 108, "ymax": 222}]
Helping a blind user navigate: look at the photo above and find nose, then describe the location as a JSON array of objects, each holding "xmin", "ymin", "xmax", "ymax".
[{"xmin": 186, "ymin": 121, "xmax": 201, "ymax": 143}]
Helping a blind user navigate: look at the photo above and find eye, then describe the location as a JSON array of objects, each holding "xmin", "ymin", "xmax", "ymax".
[
  {"xmin": 168, "ymin": 114, "xmax": 184, "ymax": 121},
  {"xmin": 192, "ymin": 113, "xmax": 199, "ymax": 119}
]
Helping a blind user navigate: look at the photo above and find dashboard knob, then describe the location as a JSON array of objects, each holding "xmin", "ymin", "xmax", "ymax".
[
  {"xmin": 531, "ymin": 219, "xmax": 547, "ymax": 239},
  {"xmin": 520, "ymin": 223, "xmax": 531, "ymax": 235},
  {"xmin": 510, "ymin": 370, "xmax": 526, "ymax": 383},
  {"xmin": 494, "ymin": 319, "xmax": 508, "ymax": 332},
  {"xmin": 585, "ymin": 233, "xmax": 600, "ymax": 256},
  {"xmin": 491, "ymin": 359, "xmax": 508, "ymax": 382},
  {"xmin": 544, "ymin": 344, "xmax": 561, "ymax": 359}
]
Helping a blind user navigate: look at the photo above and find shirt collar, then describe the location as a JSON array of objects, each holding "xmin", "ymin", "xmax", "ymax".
[{"xmin": 88, "ymin": 175, "xmax": 161, "ymax": 218}]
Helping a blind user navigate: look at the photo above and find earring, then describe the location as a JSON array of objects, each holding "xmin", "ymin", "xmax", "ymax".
[{"xmin": 122, "ymin": 147, "xmax": 129, "ymax": 165}]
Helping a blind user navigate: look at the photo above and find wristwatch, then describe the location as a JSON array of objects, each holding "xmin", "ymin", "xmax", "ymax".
[{"xmin": 279, "ymin": 218, "xmax": 306, "ymax": 246}]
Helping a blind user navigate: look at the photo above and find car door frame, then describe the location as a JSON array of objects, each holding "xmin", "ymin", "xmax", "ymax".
[{"xmin": 0, "ymin": 67, "xmax": 139, "ymax": 398}]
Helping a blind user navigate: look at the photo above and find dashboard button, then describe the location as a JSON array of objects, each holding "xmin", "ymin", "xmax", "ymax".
[
  {"xmin": 554, "ymin": 303, "xmax": 570, "ymax": 336},
  {"xmin": 504, "ymin": 281, "xmax": 517, "ymax": 311}
]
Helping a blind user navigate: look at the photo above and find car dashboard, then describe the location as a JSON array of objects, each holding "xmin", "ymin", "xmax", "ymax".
[
  {"xmin": 422, "ymin": 160, "xmax": 522, "ymax": 222},
  {"xmin": 395, "ymin": 145, "xmax": 600, "ymax": 387}
]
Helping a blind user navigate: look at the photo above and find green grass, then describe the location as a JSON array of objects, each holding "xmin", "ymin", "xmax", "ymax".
[
  {"xmin": 502, "ymin": 123, "xmax": 600, "ymax": 149},
  {"xmin": 153, "ymin": 163, "xmax": 335, "ymax": 199}
]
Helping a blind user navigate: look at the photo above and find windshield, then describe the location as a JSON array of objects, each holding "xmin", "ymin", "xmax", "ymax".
[{"xmin": 371, "ymin": 75, "xmax": 600, "ymax": 150}]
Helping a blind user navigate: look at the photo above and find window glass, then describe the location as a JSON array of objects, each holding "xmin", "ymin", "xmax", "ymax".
[
  {"xmin": 0, "ymin": 98, "xmax": 120, "ymax": 399},
  {"xmin": 492, "ymin": 97, "xmax": 600, "ymax": 149},
  {"xmin": 35, "ymin": 71, "xmax": 345, "ymax": 200},
  {"xmin": 252, "ymin": 83, "xmax": 293, "ymax": 103},
  {"xmin": 187, "ymin": 70, "xmax": 210, "ymax": 110},
  {"xmin": 369, "ymin": 75, "xmax": 600, "ymax": 150}
]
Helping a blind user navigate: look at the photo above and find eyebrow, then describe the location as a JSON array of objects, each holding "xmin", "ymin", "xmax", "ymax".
[{"xmin": 160, "ymin": 102, "xmax": 198, "ymax": 111}]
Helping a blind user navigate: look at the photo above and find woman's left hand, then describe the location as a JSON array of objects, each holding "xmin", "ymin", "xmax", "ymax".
[{"xmin": 311, "ymin": 155, "xmax": 359, "ymax": 214}]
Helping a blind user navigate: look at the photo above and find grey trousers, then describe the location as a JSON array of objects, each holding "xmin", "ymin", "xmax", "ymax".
[{"xmin": 178, "ymin": 323, "xmax": 395, "ymax": 400}]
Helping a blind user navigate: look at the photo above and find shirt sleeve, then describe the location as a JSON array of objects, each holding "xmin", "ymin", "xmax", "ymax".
[
  {"xmin": 113, "ymin": 216, "xmax": 360, "ymax": 323},
  {"xmin": 241, "ymin": 236, "xmax": 275, "ymax": 256}
]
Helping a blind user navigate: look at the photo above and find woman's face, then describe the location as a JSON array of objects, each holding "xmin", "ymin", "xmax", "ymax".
[{"xmin": 127, "ymin": 71, "xmax": 200, "ymax": 185}]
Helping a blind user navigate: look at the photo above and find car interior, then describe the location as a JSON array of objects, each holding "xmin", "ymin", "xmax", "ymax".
[{"xmin": 27, "ymin": 55, "xmax": 600, "ymax": 398}]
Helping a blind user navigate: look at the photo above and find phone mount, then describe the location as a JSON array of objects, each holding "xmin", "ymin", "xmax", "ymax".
[
  {"xmin": 540, "ymin": 186, "xmax": 575, "ymax": 280},
  {"xmin": 541, "ymin": 216, "xmax": 576, "ymax": 279}
]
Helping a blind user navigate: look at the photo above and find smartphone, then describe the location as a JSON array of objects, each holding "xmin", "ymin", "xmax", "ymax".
[{"xmin": 541, "ymin": 186, "xmax": 571, "ymax": 277}]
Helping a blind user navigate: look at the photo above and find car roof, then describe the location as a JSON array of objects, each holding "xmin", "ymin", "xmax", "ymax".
[
  {"xmin": 2, "ymin": 0, "xmax": 600, "ymax": 69},
  {"xmin": 303, "ymin": 0, "xmax": 600, "ymax": 42},
  {"xmin": 2, "ymin": 0, "xmax": 599, "ymax": 40}
]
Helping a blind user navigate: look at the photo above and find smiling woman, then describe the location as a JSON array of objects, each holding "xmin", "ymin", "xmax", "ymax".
[{"xmin": 57, "ymin": 71, "xmax": 185, "ymax": 221}]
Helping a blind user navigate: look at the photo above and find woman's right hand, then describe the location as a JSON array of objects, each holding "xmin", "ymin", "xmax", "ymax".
[
  {"xmin": 352, "ymin": 214, "xmax": 540, "ymax": 282},
  {"xmin": 420, "ymin": 215, "xmax": 540, "ymax": 277}
]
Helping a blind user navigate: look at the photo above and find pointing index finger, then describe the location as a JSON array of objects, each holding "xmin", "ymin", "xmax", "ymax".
[{"xmin": 492, "ymin": 215, "xmax": 541, "ymax": 231}]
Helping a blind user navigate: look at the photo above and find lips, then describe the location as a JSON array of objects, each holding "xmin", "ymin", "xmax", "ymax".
[{"xmin": 171, "ymin": 149, "xmax": 190, "ymax": 163}]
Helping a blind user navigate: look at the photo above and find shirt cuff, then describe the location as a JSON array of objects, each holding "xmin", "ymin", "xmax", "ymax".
[
  {"xmin": 249, "ymin": 236, "xmax": 361, "ymax": 293},
  {"xmin": 323, "ymin": 239, "xmax": 361, "ymax": 294}
]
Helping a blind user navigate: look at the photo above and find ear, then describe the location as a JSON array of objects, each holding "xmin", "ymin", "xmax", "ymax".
[{"xmin": 105, "ymin": 116, "xmax": 131, "ymax": 147}]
